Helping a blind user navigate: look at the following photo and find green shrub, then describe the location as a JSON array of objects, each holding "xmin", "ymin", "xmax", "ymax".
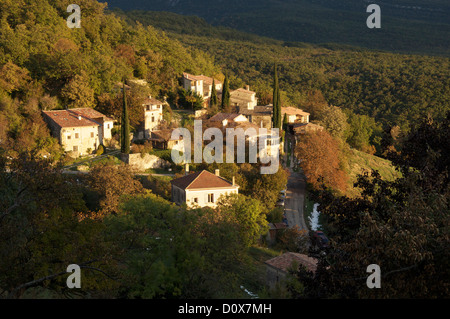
[{"xmin": 96, "ymin": 144, "xmax": 105, "ymax": 156}]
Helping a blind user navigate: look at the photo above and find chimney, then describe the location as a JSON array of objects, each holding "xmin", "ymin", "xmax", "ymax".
[
  {"xmin": 246, "ymin": 85, "xmax": 250, "ymax": 91},
  {"xmin": 232, "ymin": 176, "xmax": 235, "ymax": 186},
  {"xmin": 185, "ymin": 163, "xmax": 189, "ymax": 176},
  {"xmin": 78, "ymin": 115, "xmax": 82, "ymax": 120},
  {"xmin": 215, "ymin": 169, "xmax": 220, "ymax": 177}
]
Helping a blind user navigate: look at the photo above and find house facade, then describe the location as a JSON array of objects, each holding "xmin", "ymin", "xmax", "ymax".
[
  {"xmin": 182, "ymin": 72, "xmax": 223, "ymax": 103},
  {"xmin": 208, "ymin": 112, "xmax": 249, "ymax": 128},
  {"xmin": 281, "ymin": 107, "xmax": 310, "ymax": 124},
  {"xmin": 239, "ymin": 105, "xmax": 273, "ymax": 129},
  {"xmin": 143, "ymin": 96, "xmax": 164, "ymax": 138},
  {"xmin": 171, "ymin": 169, "xmax": 239, "ymax": 208},
  {"xmin": 149, "ymin": 129, "xmax": 185, "ymax": 153},
  {"xmin": 42, "ymin": 108, "xmax": 113, "ymax": 157},
  {"xmin": 230, "ymin": 86, "xmax": 258, "ymax": 110}
]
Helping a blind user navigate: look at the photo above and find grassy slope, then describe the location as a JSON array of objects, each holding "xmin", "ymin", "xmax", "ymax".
[{"xmin": 343, "ymin": 148, "xmax": 401, "ymax": 198}]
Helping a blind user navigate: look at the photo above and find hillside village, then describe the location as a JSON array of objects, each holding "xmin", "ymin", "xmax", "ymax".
[
  {"xmin": 1, "ymin": 0, "xmax": 447, "ymax": 301},
  {"xmin": 36, "ymin": 70, "xmax": 327, "ymax": 293}
]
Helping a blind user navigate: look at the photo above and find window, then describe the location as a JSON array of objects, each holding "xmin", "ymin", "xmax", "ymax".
[
  {"xmin": 152, "ymin": 116, "xmax": 155, "ymax": 123},
  {"xmin": 73, "ymin": 146, "xmax": 78, "ymax": 152},
  {"xmin": 193, "ymin": 198, "xmax": 198, "ymax": 204},
  {"xmin": 75, "ymin": 133, "xmax": 79, "ymax": 139},
  {"xmin": 146, "ymin": 105, "xmax": 150, "ymax": 111},
  {"xmin": 91, "ymin": 132, "xmax": 94, "ymax": 138},
  {"xmin": 107, "ymin": 124, "xmax": 110, "ymax": 129},
  {"xmin": 67, "ymin": 135, "xmax": 71, "ymax": 140},
  {"xmin": 208, "ymin": 193, "xmax": 214, "ymax": 203}
]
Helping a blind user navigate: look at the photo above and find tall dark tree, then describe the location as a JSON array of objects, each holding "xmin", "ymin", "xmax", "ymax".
[
  {"xmin": 221, "ymin": 73, "xmax": 231, "ymax": 112},
  {"xmin": 121, "ymin": 81, "xmax": 130, "ymax": 154},
  {"xmin": 272, "ymin": 64, "xmax": 281, "ymax": 130},
  {"xmin": 283, "ymin": 112, "xmax": 288, "ymax": 130},
  {"xmin": 210, "ymin": 79, "xmax": 218, "ymax": 108}
]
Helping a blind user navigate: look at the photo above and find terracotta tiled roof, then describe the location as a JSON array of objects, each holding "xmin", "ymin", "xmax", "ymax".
[
  {"xmin": 143, "ymin": 97, "xmax": 164, "ymax": 105},
  {"xmin": 70, "ymin": 108, "xmax": 114, "ymax": 121},
  {"xmin": 282, "ymin": 106, "xmax": 310, "ymax": 117},
  {"xmin": 42, "ymin": 109, "xmax": 102, "ymax": 128},
  {"xmin": 226, "ymin": 121, "xmax": 260, "ymax": 131},
  {"xmin": 183, "ymin": 73, "xmax": 222, "ymax": 85},
  {"xmin": 171, "ymin": 170, "xmax": 237, "ymax": 190},
  {"xmin": 209, "ymin": 113, "xmax": 240, "ymax": 122},
  {"xmin": 265, "ymin": 252, "xmax": 318, "ymax": 274},
  {"xmin": 150, "ymin": 129, "xmax": 182, "ymax": 142},
  {"xmin": 293, "ymin": 122, "xmax": 324, "ymax": 134},
  {"xmin": 239, "ymin": 105, "xmax": 273, "ymax": 115}
]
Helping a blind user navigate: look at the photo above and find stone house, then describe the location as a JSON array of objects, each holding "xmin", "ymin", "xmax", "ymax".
[
  {"xmin": 171, "ymin": 169, "xmax": 239, "ymax": 208},
  {"xmin": 230, "ymin": 86, "xmax": 258, "ymax": 110},
  {"xmin": 208, "ymin": 112, "xmax": 249, "ymax": 128},
  {"xmin": 182, "ymin": 73, "xmax": 223, "ymax": 107},
  {"xmin": 281, "ymin": 107, "xmax": 310, "ymax": 124},
  {"xmin": 149, "ymin": 129, "xmax": 185, "ymax": 153},
  {"xmin": 239, "ymin": 105, "xmax": 273, "ymax": 129},
  {"xmin": 143, "ymin": 96, "xmax": 164, "ymax": 138},
  {"xmin": 42, "ymin": 108, "xmax": 113, "ymax": 157}
]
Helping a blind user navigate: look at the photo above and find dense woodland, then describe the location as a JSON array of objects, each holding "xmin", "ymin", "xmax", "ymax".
[
  {"xmin": 115, "ymin": 9, "xmax": 450, "ymax": 155},
  {"xmin": 0, "ymin": 0, "xmax": 448, "ymax": 299},
  {"xmin": 103, "ymin": 0, "xmax": 450, "ymax": 56}
]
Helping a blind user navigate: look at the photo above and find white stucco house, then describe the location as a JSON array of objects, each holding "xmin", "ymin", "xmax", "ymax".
[{"xmin": 171, "ymin": 169, "xmax": 239, "ymax": 208}]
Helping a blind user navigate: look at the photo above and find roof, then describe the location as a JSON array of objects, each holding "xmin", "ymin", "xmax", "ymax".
[
  {"xmin": 183, "ymin": 73, "xmax": 222, "ymax": 86},
  {"xmin": 114, "ymin": 82, "xmax": 131, "ymax": 90},
  {"xmin": 70, "ymin": 108, "xmax": 114, "ymax": 122},
  {"xmin": 171, "ymin": 170, "xmax": 238, "ymax": 190},
  {"xmin": 209, "ymin": 113, "xmax": 241, "ymax": 122},
  {"xmin": 239, "ymin": 105, "xmax": 273, "ymax": 116},
  {"xmin": 42, "ymin": 109, "xmax": 103, "ymax": 128},
  {"xmin": 143, "ymin": 96, "xmax": 164, "ymax": 105},
  {"xmin": 281, "ymin": 107, "xmax": 310, "ymax": 117},
  {"xmin": 265, "ymin": 252, "xmax": 318, "ymax": 274},
  {"xmin": 231, "ymin": 88, "xmax": 256, "ymax": 95},
  {"xmin": 150, "ymin": 129, "xmax": 182, "ymax": 142},
  {"xmin": 293, "ymin": 122, "xmax": 324, "ymax": 134},
  {"xmin": 226, "ymin": 121, "xmax": 260, "ymax": 131}
]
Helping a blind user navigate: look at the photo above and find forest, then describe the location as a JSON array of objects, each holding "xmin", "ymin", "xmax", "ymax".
[
  {"xmin": 102, "ymin": 0, "xmax": 450, "ymax": 56},
  {"xmin": 0, "ymin": 0, "xmax": 448, "ymax": 299}
]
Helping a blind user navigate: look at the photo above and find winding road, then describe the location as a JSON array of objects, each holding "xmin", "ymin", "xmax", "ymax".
[
  {"xmin": 283, "ymin": 136, "xmax": 309, "ymax": 232},
  {"xmin": 284, "ymin": 168, "xmax": 309, "ymax": 232}
]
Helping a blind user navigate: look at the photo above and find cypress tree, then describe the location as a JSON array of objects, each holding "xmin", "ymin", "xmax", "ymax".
[
  {"xmin": 272, "ymin": 64, "xmax": 281, "ymax": 129},
  {"xmin": 221, "ymin": 73, "xmax": 230, "ymax": 111},
  {"xmin": 210, "ymin": 79, "xmax": 218, "ymax": 108},
  {"xmin": 121, "ymin": 81, "xmax": 130, "ymax": 154}
]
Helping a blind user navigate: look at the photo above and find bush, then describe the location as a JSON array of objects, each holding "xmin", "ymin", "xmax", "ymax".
[
  {"xmin": 96, "ymin": 144, "xmax": 105, "ymax": 156},
  {"xmin": 130, "ymin": 143, "xmax": 144, "ymax": 154}
]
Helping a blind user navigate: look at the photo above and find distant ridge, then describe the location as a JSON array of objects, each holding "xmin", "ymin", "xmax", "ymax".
[{"xmin": 101, "ymin": 0, "xmax": 450, "ymax": 56}]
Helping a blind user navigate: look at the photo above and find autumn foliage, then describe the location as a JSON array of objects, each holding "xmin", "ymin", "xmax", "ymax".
[{"xmin": 295, "ymin": 130, "xmax": 348, "ymax": 193}]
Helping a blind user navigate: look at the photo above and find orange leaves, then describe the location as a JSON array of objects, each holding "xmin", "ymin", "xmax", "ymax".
[{"xmin": 295, "ymin": 129, "xmax": 348, "ymax": 193}]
